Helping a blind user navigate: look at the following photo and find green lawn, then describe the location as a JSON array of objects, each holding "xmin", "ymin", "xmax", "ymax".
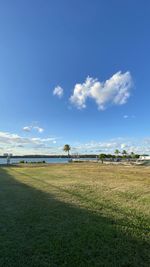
[{"xmin": 0, "ymin": 164, "xmax": 149, "ymax": 266}]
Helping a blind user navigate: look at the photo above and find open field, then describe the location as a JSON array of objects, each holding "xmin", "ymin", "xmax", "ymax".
[{"xmin": 0, "ymin": 164, "xmax": 149, "ymax": 267}]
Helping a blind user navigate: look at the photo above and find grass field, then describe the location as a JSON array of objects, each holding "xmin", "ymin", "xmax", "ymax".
[{"xmin": 0, "ymin": 164, "xmax": 149, "ymax": 267}]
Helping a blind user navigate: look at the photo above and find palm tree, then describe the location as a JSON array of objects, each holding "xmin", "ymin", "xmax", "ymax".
[
  {"xmin": 63, "ymin": 144, "xmax": 71, "ymax": 158},
  {"xmin": 114, "ymin": 149, "xmax": 120, "ymax": 161},
  {"xmin": 99, "ymin": 154, "xmax": 106, "ymax": 164},
  {"xmin": 122, "ymin": 149, "xmax": 127, "ymax": 157},
  {"xmin": 114, "ymin": 149, "xmax": 120, "ymax": 156},
  {"xmin": 122, "ymin": 149, "xmax": 127, "ymax": 155},
  {"xmin": 130, "ymin": 152, "xmax": 136, "ymax": 160},
  {"xmin": 130, "ymin": 152, "xmax": 134, "ymax": 157},
  {"xmin": 122, "ymin": 149, "xmax": 127, "ymax": 160}
]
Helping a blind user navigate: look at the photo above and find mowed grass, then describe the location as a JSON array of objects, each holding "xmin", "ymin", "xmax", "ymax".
[{"xmin": 0, "ymin": 164, "xmax": 149, "ymax": 267}]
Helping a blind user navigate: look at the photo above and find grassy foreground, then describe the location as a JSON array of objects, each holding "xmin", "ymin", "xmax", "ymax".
[{"xmin": 0, "ymin": 164, "xmax": 149, "ymax": 267}]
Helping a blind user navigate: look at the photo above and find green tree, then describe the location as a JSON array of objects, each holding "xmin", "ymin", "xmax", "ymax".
[
  {"xmin": 122, "ymin": 149, "xmax": 127, "ymax": 155},
  {"xmin": 99, "ymin": 154, "xmax": 106, "ymax": 164},
  {"xmin": 114, "ymin": 149, "xmax": 120, "ymax": 161},
  {"xmin": 130, "ymin": 152, "xmax": 137, "ymax": 159},
  {"xmin": 122, "ymin": 150, "xmax": 127, "ymax": 159},
  {"xmin": 63, "ymin": 144, "xmax": 71, "ymax": 158},
  {"xmin": 115, "ymin": 149, "xmax": 120, "ymax": 155},
  {"xmin": 114, "ymin": 149, "xmax": 120, "ymax": 156}
]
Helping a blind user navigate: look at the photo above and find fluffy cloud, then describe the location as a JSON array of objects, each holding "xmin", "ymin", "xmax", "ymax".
[
  {"xmin": 23, "ymin": 125, "xmax": 44, "ymax": 133},
  {"xmin": 0, "ymin": 131, "xmax": 58, "ymax": 155},
  {"xmin": 71, "ymin": 138, "xmax": 150, "ymax": 155},
  {"xmin": 34, "ymin": 127, "xmax": 44, "ymax": 133},
  {"xmin": 1, "ymin": 130, "xmax": 150, "ymax": 155},
  {"xmin": 53, "ymin": 86, "xmax": 63, "ymax": 98},
  {"xmin": 0, "ymin": 131, "xmax": 57, "ymax": 145},
  {"xmin": 23, "ymin": 126, "xmax": 32, "ymax": 132},
  {"xmin": 0, "ymin": 131, "xmax": 31, "ymax": 144},
  {"xmin": 70, "ymin": 71, "xmax": 133, "ymax": 110}
]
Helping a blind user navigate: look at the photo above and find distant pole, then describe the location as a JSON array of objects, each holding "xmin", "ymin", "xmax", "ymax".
[
  {"xmin": 7, "ymin": 155, "xmax": 10, "ymax": 165},
  {"xmin": 4, "ymin": 153, "xmax": 12, "ymax": 165},
  {"xmin": 7, "ymin": 156, "xmax": 9, "ymax": 165}
]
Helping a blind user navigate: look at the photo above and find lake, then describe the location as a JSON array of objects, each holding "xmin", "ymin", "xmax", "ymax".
[{"xmin": 0, "ymin": 157, "xmax": 97, "ymax": 164}]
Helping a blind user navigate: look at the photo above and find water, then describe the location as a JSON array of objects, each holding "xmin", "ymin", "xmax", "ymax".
[
  {"xmin": 0, "ymin": 157, "xmax": 68, "ymax": 164},
  {"xmin": 0, "ymin": 157, "xmax": 96, "ymax": 165}
]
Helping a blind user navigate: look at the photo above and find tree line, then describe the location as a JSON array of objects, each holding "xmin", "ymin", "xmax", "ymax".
[
  {"xmin": 98, "ymin": 149, "xmax": 139, "ymax": 163},
  {"xmin": 63, "ymin": 145, "xmax": 140, "ymax": 162}
]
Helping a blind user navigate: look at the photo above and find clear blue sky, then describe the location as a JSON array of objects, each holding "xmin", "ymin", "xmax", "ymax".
[{"xmin": 0, "ymin": 0, "xmax": 150, "ymax": 155}]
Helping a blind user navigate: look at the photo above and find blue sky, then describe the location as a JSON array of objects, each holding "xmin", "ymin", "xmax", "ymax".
[{"xmin": 0, "ymin": 0, "xmax": 150, "ymax": 155}]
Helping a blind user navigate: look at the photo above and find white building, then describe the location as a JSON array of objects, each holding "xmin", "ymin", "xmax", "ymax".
[{"xmin": 139, "ymin": 155, "xmax": 150, "ymax": 161}]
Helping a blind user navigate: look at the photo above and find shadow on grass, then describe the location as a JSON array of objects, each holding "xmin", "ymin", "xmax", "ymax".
[
  {"xmin": 14, "ymin": 169, "xmax": 150, "ymax": 234},
  {"xmin": 0, "ymin": 167, "xmax": 149, "ymax": 267}
]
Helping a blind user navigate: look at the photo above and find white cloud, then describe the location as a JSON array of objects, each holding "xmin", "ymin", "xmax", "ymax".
[
  {"xmin": 53, "ymin": 86, "xmax": 63, "ymax": 98},
  {"xmin": 34, "ymin": 127, "xmax": 44, "ymax": 133},
  {"xmin": 23, "ymin": 126, "xmax": 32, "ymax": 132},
  {"xmin": 120, "ymin": 143, "xmax": 127, "ymax": 149},
  {"xmin": 70, "ymin": 71, "xmax": 133, "ymax": 110},
  {"xmin": 23, "ymin": 125, "xmax": 44, "ymax": 133},
  {"xmin": 70, "ymin": 138, "xmax": 150, "ymax": 155},
  {"xmin": 0, "ymin": 131, "xmax": 58, "ymax": 155},
  {"xmin": 0, "ymin": 130, "xmax": 150, "ymax": 156},
  {"xmin": 0, "ymin": 131, "xmax": 31, "ymax": 144}
]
